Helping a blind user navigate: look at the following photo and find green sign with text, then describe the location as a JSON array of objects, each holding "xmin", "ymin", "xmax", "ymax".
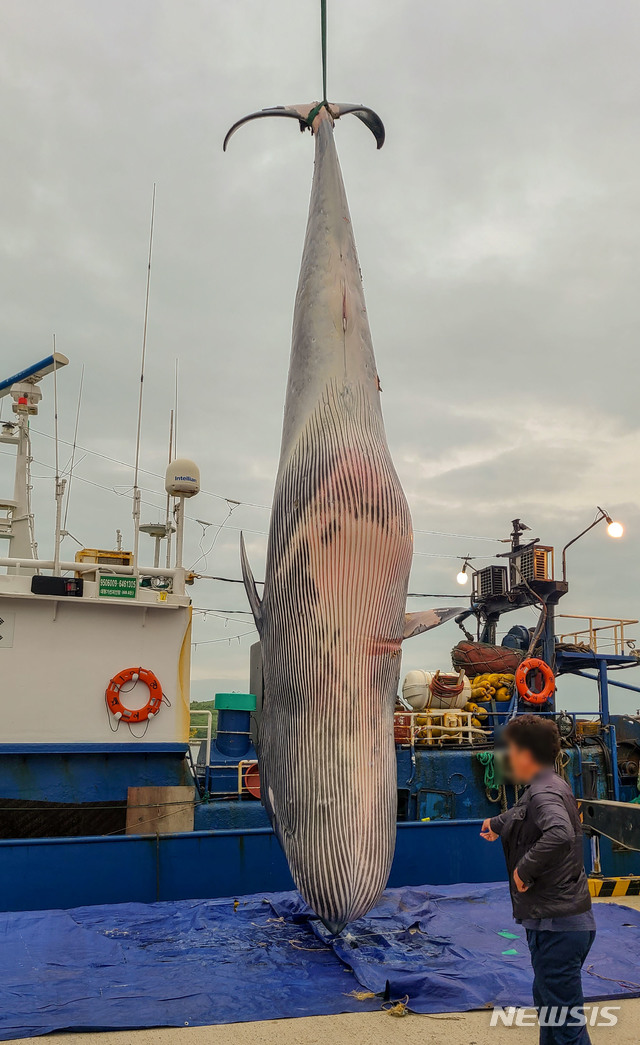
[{"xmin": 98, "ymin": 576, "xmax": 137, "ymax": 599}]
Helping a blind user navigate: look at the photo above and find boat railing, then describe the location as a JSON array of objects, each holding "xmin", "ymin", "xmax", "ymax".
[
  {"xmin": 557, "ymin": 615, "xmax": 639, "ymax": 655},
  {"xmin": 189, "ymin": 710, "xmax": 212, "ymax": 767},
  {"xmin": 203, "ymin": 759, "xmax": 259, "ymax": 796},
  {"xmin": 0, "ymin": 556, "xmax": 188, "ymax": 595},
  {"xmin": 395, "ymin": 708, "xmax": 490, "ymax": 747},
  {"xmin": 237, "ymin": 759, "xmax": 258, "ymax": 795}
]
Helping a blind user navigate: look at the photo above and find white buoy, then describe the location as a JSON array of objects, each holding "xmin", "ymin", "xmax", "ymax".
[{"xmin": 402, "ymin": 670, "xmax": 471, "ymax": 710}]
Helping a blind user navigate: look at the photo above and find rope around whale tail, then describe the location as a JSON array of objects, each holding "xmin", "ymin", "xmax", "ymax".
[{"xmin": 222, "ymin": 0, "xmax": 386, "ymax": 151}]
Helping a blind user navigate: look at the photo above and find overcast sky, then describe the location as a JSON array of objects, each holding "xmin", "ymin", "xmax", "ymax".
[{"xmin": 1, "ymin": 0, "xmax": 639, "ymax": 710}]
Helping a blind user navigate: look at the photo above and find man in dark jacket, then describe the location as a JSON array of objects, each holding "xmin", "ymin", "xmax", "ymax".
[{"xmin": 481, "ymin": 715, "xmax": 595, "ymax": 1044}]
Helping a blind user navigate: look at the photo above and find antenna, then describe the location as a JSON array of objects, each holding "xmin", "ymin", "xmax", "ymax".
[
  {"xmin": 132, "ymin": 183, "xmax": 156, "ymax": 569},
  {"xmin": 165, "ymin": 408, "xmax": 174, "ymax": 568},
  {"xmin": 139, "ymin": 409, "xmax": 178, "ymax": 572},
  {"xmin": 62, "ymin": 362, "xmax": 85, "ymax": 535},
  {"xmin": 52, "ymin": 335, "xmax": 66, "ymax": 575},
  {"xmin": 174, "ymin": 357, "xmax": 179, "ymax": 459},
  {"xmin": 165, "ymin": 359, "xmax": 179, "ymax": 568}
]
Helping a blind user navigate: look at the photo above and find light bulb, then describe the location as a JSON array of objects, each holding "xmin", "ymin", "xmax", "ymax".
[
  {"xmin": 607, "ymin": 521, "xmax": 623, "ymax": 539},
  {"xmin": 456, "ymin": 570, "xmax": 469, "ymax": 585}
]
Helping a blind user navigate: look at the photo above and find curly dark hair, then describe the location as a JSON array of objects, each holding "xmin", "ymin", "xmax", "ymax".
[{"xmin": 501, "ymin": 714, "xmax": 561, "ymax": 766}]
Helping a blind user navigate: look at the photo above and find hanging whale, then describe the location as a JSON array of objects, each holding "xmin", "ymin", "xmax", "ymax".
[{"xmin": 225, "ymin": 102, "xmax": 458, "ymax": 932}]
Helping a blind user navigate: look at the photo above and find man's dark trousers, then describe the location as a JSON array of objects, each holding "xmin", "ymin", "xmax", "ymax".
[{"xmin": 526, "ymin": 929, "xmax": 596, "ymax": 1045}]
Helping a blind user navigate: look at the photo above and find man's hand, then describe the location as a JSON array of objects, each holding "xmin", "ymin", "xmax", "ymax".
[
  {"xmin": 480, "ymin": 818, "xmax": 498, "ymax": 841},
  {"xmin": 513, "ymin": 868, "xmax": 529, "ymax": 893}
]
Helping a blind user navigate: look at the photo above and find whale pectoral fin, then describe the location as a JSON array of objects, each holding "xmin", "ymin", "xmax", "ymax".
[
  {"xmin": 332, "ymin": 104, "xmax": 385, "ymax": 149},
  {"xmin": 403, "ymin": 607, "xmax": 461, "ymax": 640},
  {"xmin": 240, "ymin": 532, "xmax": 263, "ymax": 634}
]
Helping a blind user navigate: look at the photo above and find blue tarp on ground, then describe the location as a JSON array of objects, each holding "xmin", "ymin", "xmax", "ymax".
[{"xmin": 1, "ymin": 882, "xmax": 639, "ymax": 1039}]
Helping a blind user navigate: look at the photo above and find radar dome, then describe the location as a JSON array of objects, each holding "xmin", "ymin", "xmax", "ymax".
[{"xmin": 165, "ymin": 458, "xmax": 200, "ymax": 498}]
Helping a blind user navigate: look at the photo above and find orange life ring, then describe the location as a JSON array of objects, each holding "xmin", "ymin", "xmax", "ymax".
[
  {"xmin": 106, "ymin": 667, "xmax": 163, "ymax": 723},
  {"xmin": 515, "ymin": 658, "xmax": 555, "ymax": 705}
]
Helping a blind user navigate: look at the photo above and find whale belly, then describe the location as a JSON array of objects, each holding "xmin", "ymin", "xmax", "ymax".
[{"xmin": 259, "ymin": 380, "xmax": 412, "ymax": 929}]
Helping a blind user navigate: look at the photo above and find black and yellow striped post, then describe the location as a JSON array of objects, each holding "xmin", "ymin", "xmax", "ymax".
[{"xmin": 589, "ymin": 876, "xmax": 640, "ymax": 898}]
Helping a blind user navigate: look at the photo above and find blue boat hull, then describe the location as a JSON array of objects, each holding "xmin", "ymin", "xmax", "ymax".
[
  {"xmin": 2, "ymin": 818, "xmax": 636, "ymax": 913},
  {"xmin": 0, "ymin": 820, "xmax": 503, "ymax": 912}
]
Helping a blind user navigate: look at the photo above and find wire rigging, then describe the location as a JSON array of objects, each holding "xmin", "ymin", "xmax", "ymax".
[
  {"xmin": 28, "ymin": 428, "xmax": 272, "ymax": 510},
  {"xmin": 13, "ymin": 449, "xmax": 504, "ymax": 563},
  {"xmin": 189, "ymin": 500, "xmax": 240, "ymax": 572},
  {"xmin": 192, "ymin": 629, "xmax": 256, "ymax": 648},
  {"xmin": 26, "ymin": 428, "xmax": 505, "ymax": 547}
]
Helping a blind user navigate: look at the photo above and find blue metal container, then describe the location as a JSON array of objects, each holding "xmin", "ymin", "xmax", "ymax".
[
  {"xmin": 216, "ymin": 710, "xmax": 252, "ymax": 757},
  {"xmin": 214, "ymin": 693, "xmax": 256, "ymax": 758}
]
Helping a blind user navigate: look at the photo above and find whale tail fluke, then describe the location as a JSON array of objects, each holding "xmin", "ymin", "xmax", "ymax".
[
  {"xmin": 223, "ymin": 101, "xmax": 384, "ymax": 152},
  {"xmin": 330, "ymin": 103, "xmax": 385, "ymax": 148}
]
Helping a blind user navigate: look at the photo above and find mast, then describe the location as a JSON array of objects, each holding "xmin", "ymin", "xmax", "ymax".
[
  {"xmin": 11, "ymin": 410, "xmax": 33, "ymax": 564},
  {"xmin": 0, "ymin": 353, "xmax": 69, "ymax": 572}
]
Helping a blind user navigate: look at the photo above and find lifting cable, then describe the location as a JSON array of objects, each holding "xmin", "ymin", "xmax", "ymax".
[
  {"xmin": 306, "ymin": 0, "xmax": 330, "ymax": 127},
  {"xmin": 320, "ymin": 0, "xmax": 328, "ymax": 104}
]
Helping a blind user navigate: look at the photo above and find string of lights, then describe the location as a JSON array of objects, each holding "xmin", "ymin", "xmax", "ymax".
[{"xmin": 192, "ymin": 629, "xmax": 256, "ymax": 648}]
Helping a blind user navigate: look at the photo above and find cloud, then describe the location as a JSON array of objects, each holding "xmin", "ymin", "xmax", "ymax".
[{"xmin": 0, "ymin": 0, "xmax": 638, "ymax": 712}]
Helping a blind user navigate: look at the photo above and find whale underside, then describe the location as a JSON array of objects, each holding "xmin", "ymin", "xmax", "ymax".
[{"xmin": 260, "ymin": 377, "xmax": 413, "ymax": 931}]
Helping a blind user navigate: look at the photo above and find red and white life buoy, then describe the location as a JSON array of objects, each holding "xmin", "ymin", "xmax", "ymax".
[
  {"xmin": 106, "ymin": 667, "xmax": 163, "ymax": 723},
  {"xmin": 515, "ymin": 658, "xmax": 556, "ymax": 706}
]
